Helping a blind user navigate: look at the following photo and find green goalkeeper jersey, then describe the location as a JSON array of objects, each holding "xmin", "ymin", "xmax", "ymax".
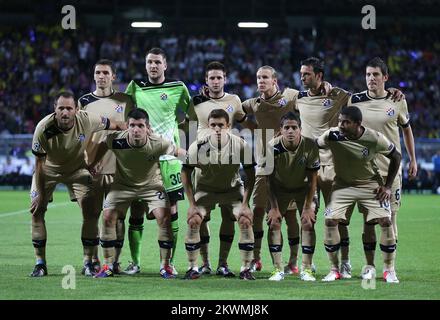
[{"xmin": 125, "ymin": 78, "xmax": 191, "ymax": 147}]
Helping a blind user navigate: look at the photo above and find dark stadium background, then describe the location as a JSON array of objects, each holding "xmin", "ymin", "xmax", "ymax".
[{"xmin": 1, "ymin": 0, "xmax": 439, "ymax": 192}]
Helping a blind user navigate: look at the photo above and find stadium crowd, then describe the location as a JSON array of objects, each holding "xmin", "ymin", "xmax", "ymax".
[{"xmin": 1, "ymin": 24, "xmax": 440, "ymax": 140}]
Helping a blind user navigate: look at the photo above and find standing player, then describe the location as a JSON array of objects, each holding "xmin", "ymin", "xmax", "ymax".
[
  {"xmin": 265, "ymin": 112, "xmax": 320, "ymax": 281},
  {"xmin": 125, "ymin": 47, "xmax": 191, "ymax": 274},
  {"xmin": 317, "ymin": 106, "xmax": 401, "ymax": 283},
  {"xmin": 347, "ymin": 57, "xmax": 417, "ymax": 280},
  {"xmin": 91, "ymin": 109, "xmax": 182, "ymax": 278},
  {"xmin": 296, "ymin": 57, "xmax": 351, "ymax": 280},
  {"xmin": 78, "ymin": 59, "xmax": 135, "ymax": 275},
  {"xmin": 187, "ymin": 61, "xmax": 247, "ymax": 276},
  {"xmin": 29, "ymin": 91, "xmax": 123, "ymax": 277},
  {"xmin": 296, "ymin": 57, "xmax": 404, "ymax": 279},
  {"xmin": 242, "ymin": 66, "xmax": 300, "ymax": 274},
  {"xmin": 181, "ymin": 109, "xmax": 256, "ymax": 280}
]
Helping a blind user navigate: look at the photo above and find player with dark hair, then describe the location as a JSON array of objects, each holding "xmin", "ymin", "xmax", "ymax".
[
  {"xmin": 346, "ymin": 57, "xmax": 416, "ymax": 282},
  {"xmin": 78, "ymin": 59, "xmax": 135, "ymax": 276},
  {"xmin": 316, "ymin": 106, "xmax": 401, "ymax": 282},
  {"xmin": 124, "ymin": 47, "xmax": 191, "ymax": 275},
  {"xmin": 187, "ymin": 61, "xmax": 247, "ymax": 277},
  {"xmin": 181, "ymin": 109, "xmax": 256, "ymax": 280},
  {"xmin": 265, "ymin": 111, "xmax": 320, "ymax": 281},
  {"xmin": 91, "ymin": 108, "xmax": 184, "ymax": 278},
  {"xmin": 29, "ymin": 92, "xmax": 124, "ymax": 277}
]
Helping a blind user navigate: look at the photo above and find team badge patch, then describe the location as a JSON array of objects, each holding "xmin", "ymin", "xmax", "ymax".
[
  {"xmin": 386, "ymin": 108, "xmax": 395, "ymax": 116},
  {"xmin": 160, "ymin": 93, "xmax": 168, "ymax": 100},
  {"xmin": 278, "ymin": 98, "xmax": 287, "ymax": 106},
  {"xmin": 30, "ymin": 190, "xmax": 38, "ymax": 199},
  {"xmin": 115, "ymin": 105, "xmax": 123, "ymax": 113},
  {"xmin": 77, "ymin": 133, "xmax": 86, "ymax": 142},
  {"xmin": 361, "ymin": 147, "xmax": 369, "ymax": 158},
  {"xmin": 322, "ymin": 99, "xmax": 332, "ymax": 107},
  {"xmin": 33, "ymin": 142, "xmax": 41, "ymax": 151},
  {"xmin": 226, "ymin": 105, "xmax": 234, "ymax": 113},
  {"xmin": 298, "ymin": 157, "xmax": 306, "ymax": 165}
]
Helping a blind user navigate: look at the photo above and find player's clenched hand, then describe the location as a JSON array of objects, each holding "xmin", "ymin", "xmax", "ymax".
[
  {"xmin": 374, "ymin": 186, "xmax": 391, "ymax": 205},
  {"xmin": 388, "ymin": 88, "xmax": 405, "ymax": 102},
  {"xmin": 301, "ymin": 207, "xmax": 316, "ymax": 229},
  {"xmin": 266, "ymin": 208, "xmax": 282, "ymax": 228},
  {"xmin": 408, "ymin": 160, "xmax": 418, "ymax": 180}
]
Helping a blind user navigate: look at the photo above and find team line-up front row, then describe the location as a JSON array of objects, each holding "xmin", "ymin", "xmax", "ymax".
[{"xmin": 28, "ymin": 51, "xmax": 417, "ymax": 284}]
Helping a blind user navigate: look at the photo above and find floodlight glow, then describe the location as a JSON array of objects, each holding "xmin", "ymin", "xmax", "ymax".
[
  {"xmin": 131, "ymin": 22, "xmax": 162, "ymax": 28},
  {"xmin": 238, "ymin": 22, "xmax": 269, "ymax": 28}
]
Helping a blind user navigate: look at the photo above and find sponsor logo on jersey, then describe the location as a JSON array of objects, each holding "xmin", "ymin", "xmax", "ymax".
[
  {"xmin": 322, "ymin": 99, "xmax": 333, "ymax": 107},
  {"xmin": 226, "ymin": 105, "xmax": 234, "ymax": 113},
  {"xmin": 361, "ymin": 147, "xmax": 369, "ymax": 158},
  {"xmin": 160, "ymin": 93, "xmax": 168, "ymax": 100},
  {"xmin": 77, "ymin": 133, "xmax": 86, "ymax": 142},
  {"xmin": 386, "ymin": 108, "xmax": 395, "ymax": 117},
  {"xmin": 278, "ymin": 98, "xmax": 287, "ymax": 106},
  {"xmin": 115, "ymin": 105, "xmax": 123, "ymax": 113},
  {"xmin": 33, "ymin": 142, "xmax": 41, "ymax": 151}
]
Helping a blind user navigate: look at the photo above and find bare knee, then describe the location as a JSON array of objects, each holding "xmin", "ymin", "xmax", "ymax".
[
  {"xmin": 325, "ymin": 219, "xmax": 338, "ymax": 227},
  {"xmin": 378, "ymin": 217, "xmax": 392, "ymax": 227}
]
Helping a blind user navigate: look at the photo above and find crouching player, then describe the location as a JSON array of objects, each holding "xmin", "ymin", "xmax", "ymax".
[
  {"xmin": 265, "ymin": 112, "xmax": 320, "ymax": 281},
  {"xmin": 91, "ymin": 109, "xmax": 182, "ymax": 278},
  {"xmin": 181, "ymin": 109, "xmax": 256, "ymax": 280}
]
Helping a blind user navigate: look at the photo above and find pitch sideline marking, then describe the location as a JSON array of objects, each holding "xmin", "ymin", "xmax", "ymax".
[{"xmin": 0, "ymin": 202, "xmax": 73, "ymax": 218}]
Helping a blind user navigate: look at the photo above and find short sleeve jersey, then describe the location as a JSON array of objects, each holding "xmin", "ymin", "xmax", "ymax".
[
  {"xmin": 106, "ymin": 131, "xmax": 174, "ymax": 189},
  {"xmin": 32, "ymin": 111, "xmax": 109, "ymax": 174},
  {"xmin": 348, "ymin": 91, "xmax": 410, "ymax": 176},
  {"xmin": 295, "ymin": 87, "xmax": 351, "ymax": 165},
  {"xmin": 185, "ymin": 133, "xmax": 254, "ymax": 192},
  {"xmin": 125, "ymin": 78, "xmax": 191, "ymax": 146},
  {"xmin": 317, "ymin": 127, "xmax": 395, "ymax": 186},
  {"xmin": 79, "ymin": 91, "xmax": 134, "ymax": 174},
  {"xmin": 189, "ymin": 93, "xmax": 246, "ymax": 139},
  {"xmin": 267, "ymin": 135, "xmax": 320, "ymax": 191}
]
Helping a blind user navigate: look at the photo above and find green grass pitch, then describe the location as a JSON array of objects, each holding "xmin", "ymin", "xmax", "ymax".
[{"xmin": 0, "ymin": 190, "xmax": 439, "ymax": 300}]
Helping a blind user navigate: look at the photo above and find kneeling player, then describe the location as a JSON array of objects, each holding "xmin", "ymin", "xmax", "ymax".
[
  {"xmin": 181, "ymin": 109, "xmax": 256, "ymax": 280},
  {"xmin": 91, "ymin": 109, "xmax": 181, "ymax": 278},
  {"xmin": 265, "ymin": 112, "xmax": 320, "ymax": 281}
]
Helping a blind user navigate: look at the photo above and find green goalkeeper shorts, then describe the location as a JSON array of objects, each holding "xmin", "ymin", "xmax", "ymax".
[{"xmin": 159, "ymin": 155, "xmax": 184, "ymax": 203}]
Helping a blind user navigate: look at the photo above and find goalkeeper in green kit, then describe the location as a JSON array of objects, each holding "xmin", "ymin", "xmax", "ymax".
[{"xmin": 124, "ymin": 47, "xmax": 191, "ymax": 275}]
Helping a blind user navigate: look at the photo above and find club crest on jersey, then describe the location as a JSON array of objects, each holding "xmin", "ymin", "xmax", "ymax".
[
  {"xmin": 386, "ymin": 108, "xmax": 395, "ymax": 117},
  {"xmin": 77, "ymin": 133, "xmax": 86, "ymax": 142},
  {"xmin": 298, "ymin": 157, "xmax": 306, "ymax": 165},
  {"xmin": 115, "ymin": 105, "xmax": 123, "ymax": 113},
  {"xmin": 361, "ymin": 147, "xmax": 369, "ymax": 158},
  {"xmin": 322, "ymin": 99, "xmax": 332, "ymax": 108},
  {"xmin": 278, "ymin": 98, "xmax": 287, "ymax": 106},
  {"xmin": 160, "ymin": 93, "xmax": 168, "ymax": 100},
  {"xmin": 324, "ymin": 207, "xmax": 332, "ymax": 217},
  {"xmin": 33, "ymin": 142, "xmax": 41, "ymax": 151},
  {"xmin": 226, "ymin": 105, "xmax": 234, "ymax": 113}
]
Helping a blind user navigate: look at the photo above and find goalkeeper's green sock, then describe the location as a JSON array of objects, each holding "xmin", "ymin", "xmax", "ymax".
[
  {"xmin": 170, "ymin": 212, "xmax": 179, "ymax": 265},
  {"xmin": 128, "ymin": 217, "xmax": 144, "ymax": 266}
]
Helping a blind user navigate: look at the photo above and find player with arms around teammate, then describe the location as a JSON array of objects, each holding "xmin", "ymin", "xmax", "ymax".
[
  {"xmin": 181, "ymin": 109, "xmax": 256, "ymax": 280},
  {"xmin": 187, "ymin": 61, "xmax": 247, "ymax": 276},
  {"xmin": 317, "ymin": 106, "xmax": 401, "ymax": 283},
  {"xmin": 125, "ymin": 48, "xmax": 191, "ymax": 275},
  {"xmin": 78, "ymin": 59, "xmax": 135, "ymax": 275},
  {"xmin": 297, "ymin": 57, "xmax": 404, "ymax": 279},
  {"xmin": 29, "ymin": 91, "xmax": 124, "ymax": 277},
  {"xmin": 265, "ymin": 112, "xmax": 320, "ymax": 281},
  {"xmin": 91, "ymin": 109, "xmax": 183, "ymax": 278},
  {"xmin": 346, "ymin": 57, "xmax": 417, "ymax": 280}
]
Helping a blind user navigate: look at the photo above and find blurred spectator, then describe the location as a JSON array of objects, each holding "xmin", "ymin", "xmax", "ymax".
[{"xmin": 432, "ymin": 151, "xmax": 440, "ymax": 194}]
